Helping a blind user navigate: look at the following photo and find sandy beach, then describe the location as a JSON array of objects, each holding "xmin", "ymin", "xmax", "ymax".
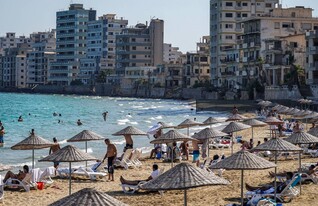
[{"xmin": 1, "ymin": 122, "xmax": 318, "ymax": 206}]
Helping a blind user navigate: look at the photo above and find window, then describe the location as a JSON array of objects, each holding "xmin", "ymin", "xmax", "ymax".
[
  {"xmin": 274, "ymin": 22, "xmax": 280, "ymax": 29},
  {"xmin": 225, "ymin": 35, "xmax": 233, "ymax": 39},
  {"xmin": 282, "ymin": 22, "xmax": 293, "ymax": 28},
  {"xmin": 291, "ymin": 12, "xmax": 296, "ymax": 18},
  {"xmin": 132, "ymin": 46, "xmax": 136, "ymax": 50},
  {"xmin": 242, "ymin": 13, "xmax": 248, "ymax": 18},
  {"xmin": 225, "ymin": 24, "xmax": 233, "ymax": 29},
  {"xmin": 242, "ymin": 2, "xmax": 248, "ymax": 6},
  {"xmin": 265, "ymin": 3, "xmax": 272, "ymax": 8},
  {"xmin": 256, "ymin": 3, "xmax": 261, "ymax": 6},
  {"xmin": 132, "ymin": 38, "xmax": 136, "ymax": 42},
  {"xmin": 225, "ymin": 2, "xmax": 233, "ymax": 6},
  {"xmin": 225, "ymin": 13, "xmax": 233, "ymax": 18},
  {"xmin": 132, "ymin": 55, "xmax": 136, "ymax": 58}
]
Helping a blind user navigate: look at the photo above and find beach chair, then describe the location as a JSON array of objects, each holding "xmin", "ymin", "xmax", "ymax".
[
  {"xmin": 246, "ymin": 174, "xmax": 301, "ymax": 203},
  {"xmin": 72, "ymin": 166, "xmax": 107, "ymax": 180},
  {"xmin": 121, "ymin": 168, "xmax": 165, "ymax": 194},
  {"xmin": 114, "ymin": 149, "xmax": 134, "ymax": 169},
  {"xmin": 39, "ymin": 166, "xmax": 56, "ymax": 186},
  {"xmin": 4, "ymin": 173, "xmax": 33, "ymax": 192},
  {"xmin": 130, "ymin": 149, "xmax": 142, "ymax": 168}
]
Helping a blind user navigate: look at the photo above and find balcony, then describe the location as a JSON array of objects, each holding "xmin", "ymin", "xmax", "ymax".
[
  {"xmin": 221, "ymin": 71, "xmax": 235, "ymax": 76},
  {"xmin": 309, "ymin": 62, "xmax": 318, "ymax": 70},
  {"xmin": 307, "ymin": 46, "xmax": 318, "ymax": 54}
]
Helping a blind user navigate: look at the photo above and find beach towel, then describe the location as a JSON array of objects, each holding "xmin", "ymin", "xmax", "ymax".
[
  {"xmin": 31, "ymin": 168, "xmax": 41, "ymax": 183},
  {"xmin": 40, "ymin": 166, "xmax": 55, "ymax": 180}
]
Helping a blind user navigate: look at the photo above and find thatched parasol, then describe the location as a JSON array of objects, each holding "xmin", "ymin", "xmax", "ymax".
[
  {"xmin": 225, "ymin": 114, "xmax": 246, "ymax": 122},
  {"xmin": 112, "ymin": 126, "xmax": 147, "ymax": 136},
  {"xmin": 304, "ymin": 112, "xmax": 318, "ymax": 119},
  {"xmin": 141, "ymin": 162, "xmax": 229, "ymax": 206},
  {"xmin": 243, "ymin": 119, "xmax": 267, "ymax": 141},
  {"xmin": 287, "ymin": 108, "xmax": 300, "ymax": 115},
  {"xmin": 308, "ymin": 127, "xmax": 318, "ymax": 137},
  {"xmin": 67, "ymin": 130, "xmax": 104, "ymax": 166},
  {"xmin": 252, "ymin": 138, "xmax": 302, "ymax": 199},
  {"xmin": 11, "ymin": 130, "xmax": 53, "ymax": 168},
  {"xmin": 278, "ymin": 106, "xmax": 290, "ymax": 114},
  {"xmin": 210, "ymin": 150, "xmax": 276, "ymax": 206},
  {"xmin": 177, "ymin": 119, "xmax": 202, "ymax": 136},
  {"xmin": 192, "ymin": 128, "xmax": 228, "ymax": 140},
  {"xmin": 222, "ymin": 122, "xmax": 251, "ymax": 155},
  {"xmin": 49, "ymin": 188, "xmax": 128, "ymax": 206},
  {"xmin": 39, "ymin": 145, "xmax": 97, "ymax": 195},
  {"xmin": 264, "ymin": 116, "xmax": 283, "ymax": 125},
  {"xmin": 150, "ymin": 130, "xmax": 197, "ymax": 144},
  {"xmin": 202, "ymin": 117, "xmax": 222, "ymax": 126},
  {"xmin": 158, "ymin": 121, "xmax": 176, "ymax": 129}
]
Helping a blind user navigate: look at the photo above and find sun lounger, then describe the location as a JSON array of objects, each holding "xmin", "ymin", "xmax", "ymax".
[
  {"xmin": 39, "ymin": 166, "xmax": 55, "ymax": 186},
  {"xmin": 246, "ymin": 174, "xmax": 301, "ymax": 203},
  {"xmin": 114, "ymin": 149, "xmax": 134, "ymax": 169},
  {"xmin": 72, "ymin": 166, "xmax": 107, "ymax": 180},
  {"xmin": 4, "ymin": 173, "xmax": 33, "ymax": 192},
  {"xmin": 130, "ymin": 149, "xmax": 142, "ymax": 168}
]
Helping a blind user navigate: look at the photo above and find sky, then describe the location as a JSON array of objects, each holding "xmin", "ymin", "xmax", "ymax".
[{"xmin": 0, "ymin": 0, "xmax": 318, "ymax": 52}]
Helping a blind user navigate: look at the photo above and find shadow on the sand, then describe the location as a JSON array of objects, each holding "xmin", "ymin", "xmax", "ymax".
[
  {"xmin": 224, "ymin": 197, "xmax": 241, "ymax": 203},
  {"xmin": 107, "ymin": 190, "xmax": 158, "ymax": 197}
]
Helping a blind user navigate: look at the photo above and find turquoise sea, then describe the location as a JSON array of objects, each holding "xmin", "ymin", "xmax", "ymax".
[{"xmin": 0, "ymin": 92, "xmax": 226, "ymax": 170}]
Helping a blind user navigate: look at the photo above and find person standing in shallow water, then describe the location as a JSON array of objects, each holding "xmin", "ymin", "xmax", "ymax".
[
  {"xmin": 0, "ymin": 126, "xmax": 5, "ymax": 145},
  {"xmin": 77, "ymin": 119, "xmax": 82, "ymax": 126},
  {"xmin": 102, "ymin": 111, "xmax": 108, "ymax": 121}
]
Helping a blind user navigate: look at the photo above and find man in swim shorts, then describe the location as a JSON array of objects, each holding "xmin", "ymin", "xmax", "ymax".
[{"xmin": 103, "ymin": 139, "xmax": 117, "ymax": 181}]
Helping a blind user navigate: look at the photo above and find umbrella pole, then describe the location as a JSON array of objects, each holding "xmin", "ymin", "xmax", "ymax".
[
  {"xmin": 231, "ymin": 135, "xmax": 234, "ymax": 155},
  {"xmin": 69, "ymin": 162, "xmax": 72, "ymax": 195},
  {"xmin": 85, "ymin": 141, "xmax": 88, "ymax": 167},
  {"xmin": 274, "ymin": 151, "xmax": 277, "ymax": 203},
  {"xmin": 252, "ymin": 127, "xmax": 254, "ymax": 142},
  {"xmin": 299, "ymin": 151, "xmax": 302, "ymax": 195},
  {"xmin": 241, "ymin": 170, "xmax": 244, "ymax": 206},
  {"xmin": 32, "ymin": 149, "xmax": 34, "ymax": 169},
  {"xmin": 184, "ymin": 189, "xmax": 187, "ymax": 206},
  {"xmin": 171, "ymin": 146, "xmax": 174, "ymax": 168}
]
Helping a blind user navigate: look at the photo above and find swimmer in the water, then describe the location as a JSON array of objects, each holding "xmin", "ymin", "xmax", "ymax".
[
  {"xmin": 53, "ymin": 112, "xmax": 58, "ymax": 116},
  {"xmin": 18, "ymin": 116, "xmax": 23, "ymax": 122},
  {"xmin": 102, "ymin": 111, "xmax": 108, "ymax": 121},
  {"xmin": 77, "ymin": 119, "xmax": 83, "ymax": 126}
]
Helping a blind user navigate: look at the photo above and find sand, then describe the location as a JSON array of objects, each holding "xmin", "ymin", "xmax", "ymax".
[{"xmin": 1, "ymin": 123, "xmax": 318, "ymax": 206}]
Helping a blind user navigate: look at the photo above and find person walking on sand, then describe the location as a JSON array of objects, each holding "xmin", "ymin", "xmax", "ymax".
[
  {"xmin": 192, "ymin": 140, "xmax": 200, "ymax": 167},
  {"xmin": 102, "ymin": 139, "xmax": 117, "ymax": 181},
  {"xmin": 49, "ymin": 137, "xmax": 61, "ymax": 175},
  {"xmin": 102, "ymin": 111, "xmax": 108, "ymax": 121}
]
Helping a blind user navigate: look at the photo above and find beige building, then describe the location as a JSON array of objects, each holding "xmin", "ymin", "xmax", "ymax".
[
  {"xmin": 306, "ymin": 30, "xmax": 318, "ymax": 84},
  {"xmin": 121, "ymin": 66, "xmax": 156, "ymax": 89},
  {"xmin": 163, "ymin": 43, "xmax": 183, "ymax": 64},
  {"xmin": 210, "ymin": 0, "xmax": 279, "ymax": 87}
]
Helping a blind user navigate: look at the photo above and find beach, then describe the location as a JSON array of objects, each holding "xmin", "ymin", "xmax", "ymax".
[{"xmin": 1, "ymin": 125, "xmax": 318, "ymax": 206}]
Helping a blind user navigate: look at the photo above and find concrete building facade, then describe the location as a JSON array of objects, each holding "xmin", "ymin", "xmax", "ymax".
[
  {"xmin": 210, "ymin": 0, "xmax": 279, "ymax": 87},
  {"xmin": 49, "ymin": 4, "xmax": 96, "ymax": 85}
]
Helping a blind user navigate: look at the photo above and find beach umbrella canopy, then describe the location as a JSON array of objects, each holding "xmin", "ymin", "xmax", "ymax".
[
  {"xmin": 243, "ymin": 119, "xmax": 267, "ymax": 141},
  {"xmin": 304, "ymin": 112, "xmax": 318, "ymax": 119},
  {"xmin": 221, "ymin": 122, "xmax": 251, "ymax": 134},
  {"xmin": 203, "ymin": 117, "xmax": 222, "ymax": 125},
  {"xmin": 11, "ymin": 132, "xmax": 53, "ymax": 168},
  {"xmin": 308, "ymin": 127, "xmax": 318, "ymax": 137},
  {"xmin": 272, "ymin": 104, "xmax": 282, "ymax": 110},
  {"xmin": 49, "ymin": 188, "xmax": 128, "ymax": 206},
  {"xmin": 39, "ymin": 145, "xmax": 97, "ymax": 195},
  {"xmin": 150, "ymin": 130, "xmax": 197, "ymax": 144},
  {"xmin": 222, "ymin": 122, "xmax": 251, "ymax": 155},
  {"xmin": 192, "ymin": 128, "xmax": 228, "ymax": 140},
  {"xmin": 141, "ymin": 162, "xmax": 229, "ymax": 206},
  {"xmin": 210, "ymin": 150, "xmax": 276, "ymax": 206},
  {"xmin": 285, "ymin": 131, "xmax": 318, "ymax": 145},
  {"xmin": 277, "ymin": 106, "xmax": 290, "ymax": 114},
  {"xmin": 294, "ymin": 110, "xmax": 311, "ymax": 117},
  {"xmin": 287, "ymin": 108, "xmax": 300, "ymax": 115},
  {"xmin": 225, "ymin": 114, "xmax": 246, "ymax": 122},
  {"xmin": 67, "ymin": 130, "xmax": 104, "ymax": 166},
  {"xmin": 264, "ymin": 116, "xmax": 283, "ymax": 125},
  {"xmin": 112, "ymin": 126, "xmax": 147, "ymax": 136},
  {"xmin": 158, "ymin": 121, "xmax": 176, "ymax": 129},
  {"xmin": 177, "ymin": 119, "xmax": 203, "ymax": 136}
]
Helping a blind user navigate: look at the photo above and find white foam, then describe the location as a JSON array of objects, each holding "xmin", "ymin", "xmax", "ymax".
[
  {"xmin": 117, "ymin": 118, "xmax": 130, "ymax": 123},
  {"xmin": 155, "ymin": 115, "xmax": 163, "ymax": 120},
  {"xmin": 129, "ymin": 121, "xmax": 138, "ymax": 125},
  {"xmin": 113, "ymin": 139, "xmax": 126, "ymax": 145},
  {"xmin": 80, "ymin": 147, "xmax": 93, "ymax": 154},
  {"xmin": 144, "ymin": 120, "xmax": 152, "ymax": 124},
  {"xmin": 117, "ymin": 122, "xmax": 126, "ymax": 125},
  {"xmin": 126, "ymin": 115, "xmax": 132, "ymax": 118},
  {"xmin": 59, "ymin": 139, "xmax": 67, "ymax": 144},
  {"xmin": 118, "ymin": 104, "xmax": 123, "ymax": 106}
]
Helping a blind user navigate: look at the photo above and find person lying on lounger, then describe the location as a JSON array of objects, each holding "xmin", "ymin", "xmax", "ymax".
[
  {"xmin": 120, "ymin": 164, "xmax": 159, "ymax": 185},
  {"xmin": 246, "ymin": 172, "xmax": 293, "ymax": 194},
  {"xmin": 2, "ymin": 165, "xmax": 29, "ymax": 183},
  {"xmin": 269, "ymin": 165, "xmax": 318, "ymax": 178}
]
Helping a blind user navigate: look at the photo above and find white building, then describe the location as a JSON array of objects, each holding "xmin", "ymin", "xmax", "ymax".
[{"xmin": 163, "ymin": 43, "xmax": 183, "ymax": 64}]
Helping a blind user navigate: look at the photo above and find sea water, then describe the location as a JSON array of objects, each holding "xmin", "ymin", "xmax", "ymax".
[{"xmin": 0, "ymin": 92, "xmax": 227, "ymax": 170}]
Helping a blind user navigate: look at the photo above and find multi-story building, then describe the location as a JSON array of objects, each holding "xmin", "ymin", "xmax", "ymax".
[
  {"xmin": 49, "ymin": 4, "xmax": 96, "ymax": 85},
  {"xmin": 184, "ymin": 36, "xmax": 210, "ymax": 88},
  {"xmin": 163, "ymin": 43, "xmax": 183, "ymax": 64},
  {"xmin": 79, "ymin": 14, "xmax": 128, "ymax": 84},
  {"xmin": 116, "ymin": 19, "xmax": 164, "ymax": 76},
  {"xmin": 0, "ymin": 33, "xmax": 32, "ymax": 55},
  {"xmin": 234, "ymin": 6, "xmax": 316, "ymax": 88},
  {"xmin": 210, "ymin": 0, "xmax": 279, "ymax": 87},
  {"xmin": 26, "ymin": 30, "xmax": 56, "ymax": 87},
  {"xmin": 306, "ymin": 30, "xmax": 318, "ymax": 85}
]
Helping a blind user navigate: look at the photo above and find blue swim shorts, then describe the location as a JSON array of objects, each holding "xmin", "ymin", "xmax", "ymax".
[{"xmin": 193, "ymin": 150, "xmax": 200, "ymax": 162}]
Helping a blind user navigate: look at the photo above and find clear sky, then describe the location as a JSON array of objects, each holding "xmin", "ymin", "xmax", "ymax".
[{"xmin": 0, "ymin": 0, "xmax": 318, "ymax": 52}]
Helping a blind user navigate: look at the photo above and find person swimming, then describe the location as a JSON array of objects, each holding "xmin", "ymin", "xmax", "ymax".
[
  {"xmin": 77, "ymin": 119, "xmax": 83, "ymax": 126},
  {"xmin": 18, "ymin": 116, "xmax": 23, "ymax": 122}
]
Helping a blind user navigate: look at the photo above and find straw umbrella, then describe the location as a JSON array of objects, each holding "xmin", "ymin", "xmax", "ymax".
[
  {"xmin": 202, "ymin": 117, "xmax": 222, "ymax": 128},
  {"xmin": 308, "ymin": 127, "xmax": 318, "ymax": 137},
  {"xmin": 211, "ymin": 150, "xmax": 276, "ymax": 206},
  {"xmin": 158, "ymin": 121, "xmax": 176, "ymax": 129},
  {"xmin": 113, "ymin": 126, "xmax": 147, "ymax": 149},
  {"xmin": 11, "ymin": 130, "xmax": 53, "ymax": 168},
  {"xmin": 192, "ymin": 127, "xmax": 228, "ymax": 157},
  {"xmin": 225, "ymin": 114, "xmax": 246, "ymax": 122},
  {"xmin": 177, "ymin": 119, "xmax": 202, "ymax": 136},
  {"xmin": 141, "ymin": 162, "xmax": 229, "ymax": 206},
  {"xmin": 67, "ymin": 130, "xmax": 104, "ymax": 167},
  {"xmin": 252, "ymin": 138, "xmax": 302, "ymax": 202},
  {"xmin": 150, "ymin": 130, "xmax": 198, "ymax": 167},
  {"xmin": 39, "ymin": 145, "xmax": 97, "ymax": 195},
  {"xmin": 221, "ymin": 122, "xmax": 251, "ymax": 155},
  {"xmin": 264, "ymin": 116, "xmax": 283, "ymax": 138},
  {"xmin": 49, "ymin": 188, "xmax": 128, "ymax": 206},
  {"xmin": 243, "ymin": 119, "xmax": 267, "ymax": 142}
]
